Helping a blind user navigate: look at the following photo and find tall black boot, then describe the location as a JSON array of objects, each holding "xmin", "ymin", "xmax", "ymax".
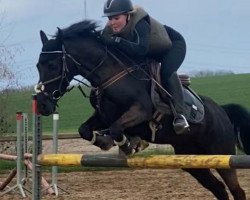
[{"xmin": 165, "ymin": 72, "xmax": 189, "ymax": 134}]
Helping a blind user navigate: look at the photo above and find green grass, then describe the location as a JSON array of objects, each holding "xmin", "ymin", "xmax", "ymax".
[
  {"xmin": 5, "ymin": 87, "xmax": 94, "ymax": 134},
  {"xmin": 191, "ymin": 73, "xmax": 250, "ymax": 107},
  {"xmin": 0, "ymin": 160, "xmax": 16, "ymax": 172},
  {"xmin": 3, "ymin": 73, "xmax": 250, "ymax": 135}
]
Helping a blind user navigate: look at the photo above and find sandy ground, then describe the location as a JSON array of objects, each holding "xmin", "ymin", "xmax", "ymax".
[{"xmin": 1, "ymin": 139, "xmax": 250, "ymax": 200}]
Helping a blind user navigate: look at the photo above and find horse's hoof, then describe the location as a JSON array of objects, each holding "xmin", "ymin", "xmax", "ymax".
[
  {"xmin": 129, "ymin": 137, "xmax": 149, "ymax": 153},
  {"xmin": 118, "ymin": 142, "xmax": 135, "ymax": 156},
  {"xmin": 136, "ymin": 140, "xmax": 149, "ymax": 152},
  {"xmin": 94, "ymin": 135, "xmax": 114, "ymax": 151}
]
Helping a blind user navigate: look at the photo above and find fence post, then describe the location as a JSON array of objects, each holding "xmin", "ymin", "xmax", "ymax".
[
  {"xmin": 1, "ymin": 112, "xmax": 27, "ymax": 196},
  {"xmin": 52, "ymin": 112, "xmax": 59, "ymax": 196},
  {"xmin": 32, "ymin": 95, "xmax": 42, "ymax": 200},
  {"xmin": 16, "ymin": 112, "xmax": 26, "ymax": 197},
  {"xmin": 22, "ymin": 113, "xmax": 29, "ymax": 179}
]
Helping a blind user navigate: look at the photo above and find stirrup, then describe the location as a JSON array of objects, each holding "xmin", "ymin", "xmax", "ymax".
[{"xmin": 173, "ymin": 114, "xmax": 189, "ymax": 134}]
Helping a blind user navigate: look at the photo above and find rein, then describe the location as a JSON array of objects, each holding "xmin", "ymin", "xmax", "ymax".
[{"xmin": 35, "ymin": 43, "xmax": 139, "ymax": 101}]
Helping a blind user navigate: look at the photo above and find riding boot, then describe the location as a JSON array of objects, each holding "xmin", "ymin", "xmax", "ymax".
[
  {"xmin": 114, "ymin": 135, "xmax": 135, "ymax": 156},
  {"xmin": 164, "ymin": 72, "xmax": 189, "ymax": 134}
]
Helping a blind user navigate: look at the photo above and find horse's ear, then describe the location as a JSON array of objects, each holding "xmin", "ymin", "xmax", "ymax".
[
  {"xmin": 57, "ymin": 27, "xmax": 64, "ymax": 43},
  {"xmin": 40, "ymin": 30, "xmax": 49, "ymax": 45}
]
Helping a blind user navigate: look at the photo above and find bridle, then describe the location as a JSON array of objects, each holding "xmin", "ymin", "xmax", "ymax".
[
  {"xmin": 34, "ymin": 44, "xmax": 82, "ymax": 100},
  {"xmin": 34, "ymin": 43, "xmax": 139, "ymax": 102}
]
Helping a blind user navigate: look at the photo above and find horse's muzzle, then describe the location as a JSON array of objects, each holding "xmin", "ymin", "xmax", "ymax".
[{"xmin": 36, "ymin": 93, "xmax": 56, "ymax": 116}]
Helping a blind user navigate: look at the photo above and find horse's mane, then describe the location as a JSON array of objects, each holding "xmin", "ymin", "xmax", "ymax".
[
  {"xmin": 55, "ymin": 20, "xmax": 100, "ymax": 39},
  {"xmin": 54, "ymin": 19, "xmax": 136, "ymax": 65}
]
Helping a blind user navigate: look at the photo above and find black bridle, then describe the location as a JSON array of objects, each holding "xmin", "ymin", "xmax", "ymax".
[
  {"xmin": 35, "ymin": 45, "xmax": 77, "ymax": 100},
  {"xmin": 34, "ymin": 43, "xmax": 139, "ymax": 101}
]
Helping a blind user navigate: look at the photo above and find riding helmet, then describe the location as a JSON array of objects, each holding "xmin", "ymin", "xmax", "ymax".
[{"xmin": 103, "ymin": 0, "xmax": 133, "ymax": 17}]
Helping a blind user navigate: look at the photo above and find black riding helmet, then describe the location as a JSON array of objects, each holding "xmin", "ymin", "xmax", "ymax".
[{"xmin": 103, "ymin": 0, "xmax": 133, "ymax": 17}]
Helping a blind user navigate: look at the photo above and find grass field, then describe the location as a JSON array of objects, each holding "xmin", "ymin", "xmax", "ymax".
[
  {"xmin": 191, "ymin": 73, "xmax": 250, "ymax": 106},
  {"xmin": 3, "ymin": 73, "xmax": 250, "ymax": 134}
]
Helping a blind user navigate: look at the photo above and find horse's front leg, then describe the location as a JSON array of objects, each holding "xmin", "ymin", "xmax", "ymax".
[
  {"xmin": 109, "ymin": 102, "xmax": 152, "ymax": 155},
  {"xmin": 78, "ymin": 111, "xmax": 114, "ymax": 151}
]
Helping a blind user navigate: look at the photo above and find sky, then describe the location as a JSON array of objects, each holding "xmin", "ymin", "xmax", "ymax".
[{"xmin": 1, "ymin": 0, "xmax": 250, "ymax": 87}]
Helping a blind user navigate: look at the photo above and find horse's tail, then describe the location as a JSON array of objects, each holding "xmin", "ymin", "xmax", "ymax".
[{"xmin": 221, "ymin": 104, "xmax": 250, "ymax": 155}]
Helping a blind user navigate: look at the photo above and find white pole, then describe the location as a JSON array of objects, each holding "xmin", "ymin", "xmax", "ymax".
[{"xmin": 52, "ymin": 112, "xmax": 59, "ymax": 196}]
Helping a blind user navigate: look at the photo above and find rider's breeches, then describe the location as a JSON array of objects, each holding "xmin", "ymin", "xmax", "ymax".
[
  {"xmin": 160, "ymin": 27, "xmax": 186, "ymax": 113},
  {"xmin": 160, "ymin": 28, "xmax": 186, "ymax": 85}
]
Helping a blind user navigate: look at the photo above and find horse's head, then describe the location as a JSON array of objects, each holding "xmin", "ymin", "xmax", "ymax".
[
  {"xmin": 35, "ymin": 29, "xmax": 78, "ymax": 116},
  {"xmin": 35, "ymin": 20, "xmax": 106, "ymax": 116},
  {"xmin": 34, "ymin": 20, "xmax": 122, "ymax": 116}
]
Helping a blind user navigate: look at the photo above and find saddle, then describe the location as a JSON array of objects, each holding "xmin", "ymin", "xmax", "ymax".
[{"xmin": 148, "ymin": 61, "xmax": 204, "ymax": 140}]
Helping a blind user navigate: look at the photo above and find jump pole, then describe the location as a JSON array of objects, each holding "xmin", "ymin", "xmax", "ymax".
[
  {"xmin": 37, "ymin": 154, "xmax": 250, "ymax": 169},
  {"xmin": 0, "ymin": 169, "xmax": 17, "ymax": 191}
]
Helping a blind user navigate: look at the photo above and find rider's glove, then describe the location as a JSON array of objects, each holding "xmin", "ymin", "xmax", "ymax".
[{"xmin": 101, "ymin": 35, "xmax": 121, "ymax": 46}]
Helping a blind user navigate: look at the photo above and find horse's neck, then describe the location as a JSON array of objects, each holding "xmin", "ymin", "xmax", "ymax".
[
  {"xmin": 72, "ymin": 39, "xmax": 132, "ymax": 86},
  {"xmin": 97, "ymin": 58, "xmax": 125, "ymax": 81}
]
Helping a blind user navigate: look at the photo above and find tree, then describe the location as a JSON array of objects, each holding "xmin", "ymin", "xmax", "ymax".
[{"xmin": 0, "ymin": 13, "xmax": 19, "ymax": 134}]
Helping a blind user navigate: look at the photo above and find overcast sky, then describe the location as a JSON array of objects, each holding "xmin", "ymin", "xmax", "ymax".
[{"xmin": 1, "ymin": 0, "xmax": 250, "ymax": 86}]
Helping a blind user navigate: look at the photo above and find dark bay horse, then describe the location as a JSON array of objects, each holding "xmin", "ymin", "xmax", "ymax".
[{"xmin": 34, "ymin": 20, "xmax": 250, "ymax": 200}]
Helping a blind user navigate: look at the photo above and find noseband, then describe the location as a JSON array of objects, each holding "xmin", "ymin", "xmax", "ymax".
[{"xmin": 34, "ymin": 44, "xmax": 82, "ymax": 100}]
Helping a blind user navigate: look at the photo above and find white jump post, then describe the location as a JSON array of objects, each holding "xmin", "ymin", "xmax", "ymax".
[
  {"xmin": 52, "ymin": 113, "xmax": 59, "ymax": 196},
  {"xmin": 1, "ymin": 112, "xmax": 29, "ymax": 197},
  {"xmin": 51, "ymin": 112, "xmax": 68, "ymax": 196}
]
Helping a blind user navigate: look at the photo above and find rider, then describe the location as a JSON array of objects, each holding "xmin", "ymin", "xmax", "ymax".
[{"xmin": 101, "ymin": 0, "xmax": 189, "ymax": 135}]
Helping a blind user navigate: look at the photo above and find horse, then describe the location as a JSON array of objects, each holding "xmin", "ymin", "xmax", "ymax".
[{"xmin": 34, "ymin": 20, "xmax": 250, "ymax": 200}]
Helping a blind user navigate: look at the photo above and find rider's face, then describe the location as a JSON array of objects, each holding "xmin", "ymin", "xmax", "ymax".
[{"xmin": 108, "ymin": 14, "xmax": 128, "ymax": 33}]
